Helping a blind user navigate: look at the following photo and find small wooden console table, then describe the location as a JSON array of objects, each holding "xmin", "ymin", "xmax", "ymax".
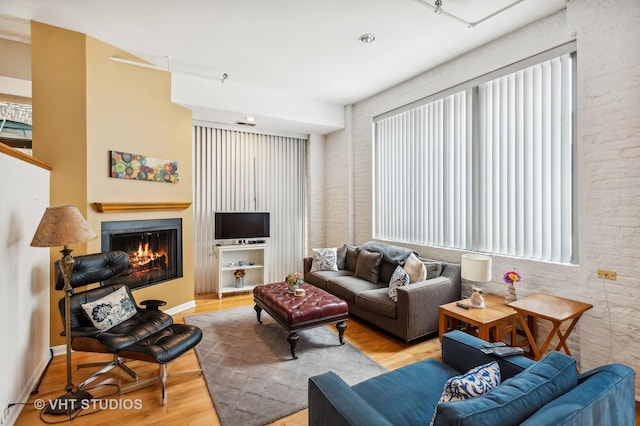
[{"xmin": 508, "ymin": 293, "xmax": 593, "ymax": 360}]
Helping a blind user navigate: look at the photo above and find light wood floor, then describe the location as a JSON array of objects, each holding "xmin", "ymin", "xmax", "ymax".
[{"xmin": 14, "ymin": 292, "xmax": 442, "ymax": 426}]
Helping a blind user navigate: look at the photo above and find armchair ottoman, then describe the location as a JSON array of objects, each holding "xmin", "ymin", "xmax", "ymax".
[{"xmin": 57, "ymin": 251, "xmax": 202, "ymax": 405}]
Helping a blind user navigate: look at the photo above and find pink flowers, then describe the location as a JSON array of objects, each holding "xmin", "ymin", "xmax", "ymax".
[
  {"xmin": 503, "ymin": 270, "xmax": 521, "ymax": 285},
  {"xmin": 287, "ymin": 272, "xmax": 303, "ymax": 284}
]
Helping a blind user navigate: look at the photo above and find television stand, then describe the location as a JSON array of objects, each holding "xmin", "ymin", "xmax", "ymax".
[{"xmin": 215, "ymin": 243, "xmax": 268, "ymax": 298}]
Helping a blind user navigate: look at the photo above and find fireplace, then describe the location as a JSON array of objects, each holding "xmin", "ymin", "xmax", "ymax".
[{"xmin": 101, "ymin": 218, "xmax": 183, "ymax": 290}]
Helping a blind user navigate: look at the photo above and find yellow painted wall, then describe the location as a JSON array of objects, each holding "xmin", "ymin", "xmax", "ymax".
[{"xmin": 31, "ymin": 21, "xmax": 194, "ymax": 346}]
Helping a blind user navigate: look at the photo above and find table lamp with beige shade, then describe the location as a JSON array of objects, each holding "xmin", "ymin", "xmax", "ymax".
[{"xmin": 461, "ymin": 253, "xmax": 492, "ymax": 308}]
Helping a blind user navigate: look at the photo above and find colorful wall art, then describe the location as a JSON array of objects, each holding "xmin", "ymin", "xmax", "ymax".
[{"xmin": 110, "ymin": 150, "xmax": 179, "ymax": 184}]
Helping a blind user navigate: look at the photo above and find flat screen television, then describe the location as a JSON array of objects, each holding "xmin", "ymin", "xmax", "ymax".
[{"xmin": 214, "ymin": 211, "xmax": 270, "ymax": 240}]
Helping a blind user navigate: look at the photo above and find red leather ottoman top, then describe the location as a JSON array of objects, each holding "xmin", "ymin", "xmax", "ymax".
[{"xmin": 253, "ymin": 282, "xmax": 348, "ymax": 326}]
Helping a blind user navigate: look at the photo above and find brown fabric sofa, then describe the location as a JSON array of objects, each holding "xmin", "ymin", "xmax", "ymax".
[{"xmin": 303, "ymin": 241, "xmax": 461, "ymax": 342}]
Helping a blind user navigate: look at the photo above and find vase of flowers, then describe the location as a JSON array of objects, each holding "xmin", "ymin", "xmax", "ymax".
[
  {"xmin": 234, "ymin": 269, "xmax": 246, "ymax": 288},
  {"xmin": 286, "ymin": 272, "xmax": 304, "ymax": 293},
  {"xmin": 503, "ymin": 269, "xmax": 521, "ymax": 303}
]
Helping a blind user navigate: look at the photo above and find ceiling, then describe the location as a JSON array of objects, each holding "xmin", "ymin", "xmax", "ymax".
[{"xmin": 0, "ymin": 0, "xmax": 567, "ymax": 135}]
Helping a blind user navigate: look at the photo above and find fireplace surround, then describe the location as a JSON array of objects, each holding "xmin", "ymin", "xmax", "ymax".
[{"xmin": 101, "ymin": 218, "xmax": 183, "ymax": 290}]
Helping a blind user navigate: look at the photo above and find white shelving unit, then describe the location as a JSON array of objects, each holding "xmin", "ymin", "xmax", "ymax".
[{"xmin": 215, "ymin": 243, "xmax": 268, "ymax": 298}]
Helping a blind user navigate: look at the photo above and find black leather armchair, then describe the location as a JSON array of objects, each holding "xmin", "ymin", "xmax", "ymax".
[{"xmin": 56, "ymin": 251, "xmax": 202, "ymax": 405}]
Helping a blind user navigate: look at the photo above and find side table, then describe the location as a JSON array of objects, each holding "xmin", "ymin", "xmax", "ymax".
[
  {"xmin": 439, "ymin": 293, "xmax": 517, "ymax": 344},
  {"xmin": 508, "ymin": 293, "xmax": 593, "ymax": 360}
]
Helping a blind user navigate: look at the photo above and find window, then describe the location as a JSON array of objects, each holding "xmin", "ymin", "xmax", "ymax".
[{"xmin": 374, "ymin": 45, "xmax": 576, "ymax": 264}]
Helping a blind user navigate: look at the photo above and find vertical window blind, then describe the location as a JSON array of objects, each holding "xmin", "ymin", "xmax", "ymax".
[
  {"xmin": 374, "ymin": 51, "xmax": 575, "ymax": 263},
  {"xmin": 192, "ymin": 125, "xmax": 307, "ymax": 294}
]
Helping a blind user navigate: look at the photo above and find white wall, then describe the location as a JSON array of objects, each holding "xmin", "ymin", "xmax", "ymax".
[
  {"xmin": 306, "ymin": 133, "xmax": 327, "ymax": 251},
  {"xmin": 0, "ymin": 150, "xmax": 50, "ymax": 425},
  {"xmin": 323, "ymin": 0, "xmax": 640, "ymax": 396}
]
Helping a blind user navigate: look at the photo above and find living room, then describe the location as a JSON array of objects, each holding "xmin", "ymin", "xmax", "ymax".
[{"xmin": 1, "ymin": 0, "xmax": 639, "ymax": 425}]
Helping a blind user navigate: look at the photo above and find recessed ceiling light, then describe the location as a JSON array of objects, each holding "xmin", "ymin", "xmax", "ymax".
[
  {"xmin": 245, "ymin": 116, "xmax": 256, "ymax": 122},
  {"xmin": 359, "ymin": 33, "xmax": 375, "ymax": 44}
]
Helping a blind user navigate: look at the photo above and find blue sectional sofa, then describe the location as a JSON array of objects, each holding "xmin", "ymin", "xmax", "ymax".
[{"xmin": 308, "ymin": 330, "xmax": 635, "ymax": 425}]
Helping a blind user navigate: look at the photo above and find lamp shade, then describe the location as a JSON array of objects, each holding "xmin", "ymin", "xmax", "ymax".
[
  {"xmin": 30, "ymin": 205, "xmax": 97, "ymax": 248},
  {"xmin": 461, "ymin": 253, "xmax": 492, "ymax": 283}
]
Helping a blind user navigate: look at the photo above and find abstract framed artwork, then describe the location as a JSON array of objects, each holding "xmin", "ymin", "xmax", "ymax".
[{"xmin": 110, "ymin": 150, "xmax": 179, "ymax": 184}]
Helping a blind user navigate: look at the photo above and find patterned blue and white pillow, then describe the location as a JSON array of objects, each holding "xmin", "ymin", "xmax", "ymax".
[
  {"xmin": 388, "ymin": 265, "xmax": 410, "ymax": 302},
  {"xmin": 439, "ymin": 361, "xmax": 501, "ymax": 401},
  {"xmin": 430, "ymin": 361, "xmax": 501, "ymax": 425},
  {"xmin": 81, "ymin": 286, "xmax": 137, "ymax": 331},
  {"xmin": 310, "ymin": 247, "xmax": 339, "ymax": 272}
]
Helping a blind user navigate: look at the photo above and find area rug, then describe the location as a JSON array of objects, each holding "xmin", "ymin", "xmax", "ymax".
[{"xmin": 184, "ymin": 306, "xmax": 387, "ymax": 426}]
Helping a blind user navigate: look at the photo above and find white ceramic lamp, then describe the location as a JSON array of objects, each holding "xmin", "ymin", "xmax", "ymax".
[{"xmin": 461, "ymin": 253, "xmax": 492, "ymax": 308}]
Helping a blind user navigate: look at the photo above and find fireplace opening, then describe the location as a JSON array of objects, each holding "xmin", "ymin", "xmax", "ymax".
[{"xmin": 101, "ymin": 218, "xmax": 183, "ymax": 290}]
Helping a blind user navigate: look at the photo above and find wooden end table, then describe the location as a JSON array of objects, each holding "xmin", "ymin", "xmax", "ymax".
[
  {"xmin": 439, "ymin": 293, "xmax": 517, "ymax": 344},
  {"xmin": 508, "ymin": 293, "xmax": 593, "ymax": 360}
]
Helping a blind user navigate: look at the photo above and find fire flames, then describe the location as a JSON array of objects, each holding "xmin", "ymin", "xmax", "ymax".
[{"xmin": 130, "ymin": 242, "xmax": 166, "ymax": 272}]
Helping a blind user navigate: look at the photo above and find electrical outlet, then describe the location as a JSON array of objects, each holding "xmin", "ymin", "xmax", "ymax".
[{"xmin": 597, "ymin": 270, "xmax": 616, "ymax": 280}]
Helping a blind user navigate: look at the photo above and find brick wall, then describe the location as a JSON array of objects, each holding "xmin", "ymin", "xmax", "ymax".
[{"xmin": 321, "ymin": 1, "xmax": 640, "ymax": 397}]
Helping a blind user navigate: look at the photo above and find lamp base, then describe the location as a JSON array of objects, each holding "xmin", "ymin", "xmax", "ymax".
[{"xmin": 44, "ymin": 389, "xmax": 93, "ymax": 415}]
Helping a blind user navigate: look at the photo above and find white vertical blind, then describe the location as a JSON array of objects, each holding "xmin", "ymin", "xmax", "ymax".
[
  {"xmin": 193, "ymin": 125, "xmax": 307, "ymax": 294},
  {"xmin": 374, "ymin": 91, "xmax": 470, "ymax": 247},
  {"xmin": 374, "ymin": 52, "xmax": 574, "ymax": 264},
  {"xmin": 477, "ymin": 54, "xmax": 573, "ymax": 263}
]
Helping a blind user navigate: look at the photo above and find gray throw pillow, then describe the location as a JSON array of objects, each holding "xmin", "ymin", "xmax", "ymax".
[
  {"xmin": 336, "ymin": 244, "xmax": 348, "ymax": 270},
  {"xmin": 345, "ymin": 246, "xmax": 359, "ymax": 272},
  {"xmin": 423, "ymin": 262, "xmax": 440, "ymax": 280},
  {"xmin": 420, "ymin": 258, "xmax": 443, "ymax": 278},
  {"xmin": 354, "ymin": 248, "xmax": 383, "ymax": 284}
]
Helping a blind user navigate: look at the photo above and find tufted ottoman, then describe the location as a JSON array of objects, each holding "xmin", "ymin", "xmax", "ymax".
[{"xmin": 253, "ymin": 282, "xmax": 349, "ymax": 359}]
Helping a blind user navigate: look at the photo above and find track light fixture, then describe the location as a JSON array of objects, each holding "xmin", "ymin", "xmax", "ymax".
[
  {"xmin": 110, "ymin": 56, "xmax": 229, "ymax": 83},
  {"xmin": 434, "ymin": 0, "xmax": 443, "ymax": 15},
  {"xmin": 421, "ymin": 0, "xmax": 526, "ymax": 28}
]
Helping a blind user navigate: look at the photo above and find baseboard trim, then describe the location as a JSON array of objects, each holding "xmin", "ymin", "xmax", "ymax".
[
  {"xmin": 5, "ymin": 348, "xmax": 54, "ymax": 425},
  {"xmin": 165, "ymin": 299, "xmax": 197, "ymax": 316}
]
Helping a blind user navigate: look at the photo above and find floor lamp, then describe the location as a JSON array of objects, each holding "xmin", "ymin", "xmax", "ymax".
[{"xmin": 30, "ymin": 205, "xmax": 97, "ymax": 415}]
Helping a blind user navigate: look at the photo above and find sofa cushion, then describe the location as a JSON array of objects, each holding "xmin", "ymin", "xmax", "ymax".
[
  {"xmin": 81, "ymin": 285, "xmax": 137, "ymax": 331},
  {"xmin": 404, "ymin": 253, "xmax": 427, "ymax": 283},
  {"xmin": 306, "ymin": 269, "xmax": 353, "ymax": 290},
  {"xmin": 310, "ymin": 247, "xmax": 339, "ymax": 272},
  {"xmin": 356, "ymin": 288, "xmax": 398, "ymax": 319},
  {"xmin": 388, "ymin": 265, "xmax": 410, "ymax": 302},
  {"xmin": 351, "ymin": 358, "xmax": 459, "ymax": 426},
  {"xmin": 345, "ymin": 245, "xmax": 359, "ymax": 272},
  {"xmin": 355, "ymin": 249, "xmax": 383, "ymax": 284},
  {"xmin": 433, "ymin": 351, "xmax": 577, "ymax": 426},
  {"xmin": 327, "ymin": 276, "xmax": 383, "ymax": 303}
]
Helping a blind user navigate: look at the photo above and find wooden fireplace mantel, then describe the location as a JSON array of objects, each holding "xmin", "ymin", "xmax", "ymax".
[{"xmin": 93, "ymin": 202, "xmax": 192, "ymax": 213}]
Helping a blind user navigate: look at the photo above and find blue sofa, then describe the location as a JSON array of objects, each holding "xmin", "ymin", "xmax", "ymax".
[{"xmin": 308, "ymin": 330, "xmax": 635, "ymax": 425}]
